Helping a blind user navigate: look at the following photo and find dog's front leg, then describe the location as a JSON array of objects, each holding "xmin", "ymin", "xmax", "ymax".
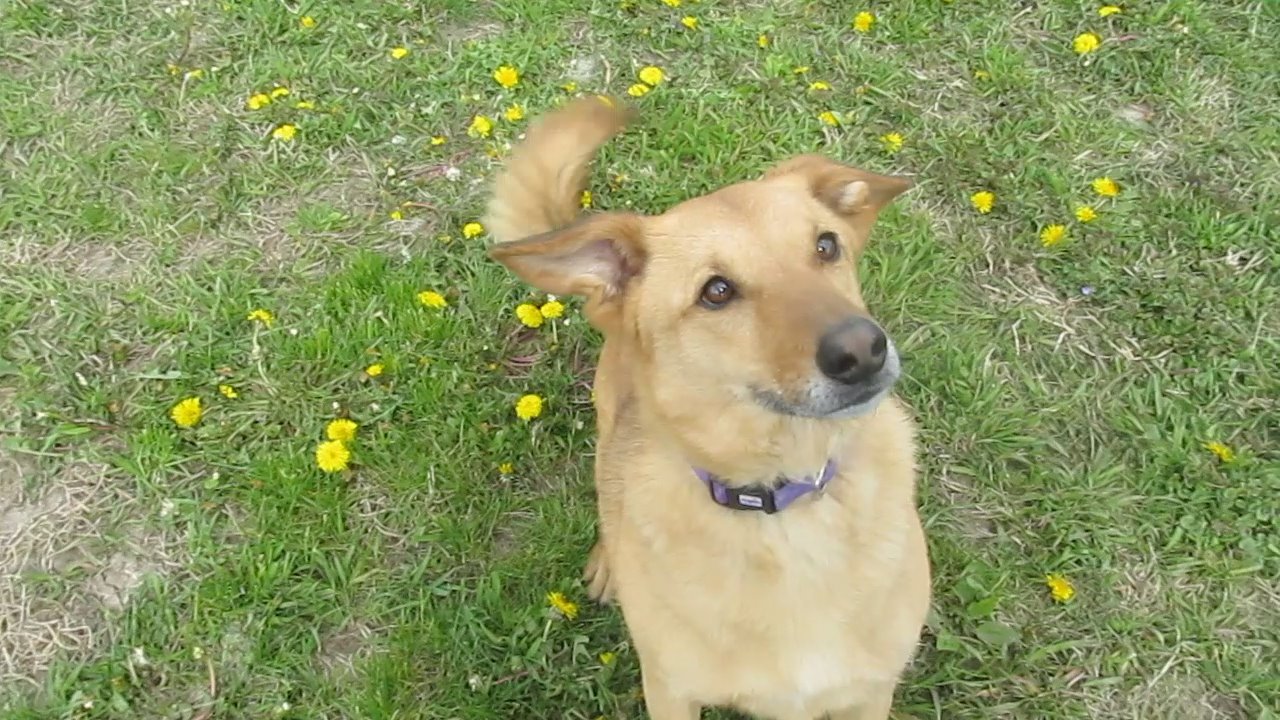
[{"xmin": 641, "ymin": 668, "xmax": 700, "ymax": 720}]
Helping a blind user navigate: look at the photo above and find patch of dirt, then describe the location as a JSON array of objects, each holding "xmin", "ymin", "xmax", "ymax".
[
  {"xmin": 315, "ymin": 619, "xmax": 379, "ymax": 681},
  {"xmin": 0, "ymin": 456, "xmax": 180, "ymax": 692},
  {"xmin": 1086, "ymin": 669, "xmax": 1250, "ymax": 720}
]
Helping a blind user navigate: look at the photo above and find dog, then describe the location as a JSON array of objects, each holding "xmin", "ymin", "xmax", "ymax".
[{"xmin": 485, "ymin": 96, "xmax": 930, "ymax": 720}]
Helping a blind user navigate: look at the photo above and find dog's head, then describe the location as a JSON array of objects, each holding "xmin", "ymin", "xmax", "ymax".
[{"xmin": 491, "ymin": 134, "xmax": 909, "ymax": 466}]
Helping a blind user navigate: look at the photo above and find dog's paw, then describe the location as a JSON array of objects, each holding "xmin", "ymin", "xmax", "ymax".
[{"xmin": 584, "ymin": 542, "xmax": 616, "ymax": 605}]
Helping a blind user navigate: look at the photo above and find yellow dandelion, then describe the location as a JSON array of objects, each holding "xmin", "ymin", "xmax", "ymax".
[
  {"xmin": 1040, "ymin": 224, "xmax": 1067, "ymax": 247},
  {"xmin": 818, "ymin": 111, "xmax": 840, "ymax": 126},
  {"xmin": 389, "ymin": 209, "xmax": 404, "ymax": 221},
  {"xmin": 493, "ymin": 65, "xmax": 520, "ymax": 89},
  {"xmin": 757, "ymin": 34, "xmax": 770, "ymax": 48},
  {"xmin": 561, "ymin": 80, "xmax": 579, "ymax": 92},
  {"xmin": 326, "ymin": 418, "xmax": 358, "ymax": 442},
  {"xmin": 1075, "ymin": 205, "xmax": 1098, "ymax": 223},
  {"xmin": 1203, "ymin": 441, "xmax": 1235, "ymax": 463},
  {"xmin": 299, "ymin": 15, "xmax": 316, "ymax": 28},
  {"xmin": 246, "ymin": 93, "xmax": 271, "ymax": 110},
  {"xmin": 315, "ymin": 440, "xmax": 350, "ymax": 473},
  {"xmin": 468, "ymin": 114, "xmax": 493, "ymax": 138},
  {"xmin": 247, "ymin": 308, "xmax": 274, "ymax": 327},
  {"xmin": 170, "ymin": 397, "xmax": 202, "ymax": 428},
  {"xmin": 853, "ymin": 11, "xmax": 876, "ymax": 33},
  {"xmin": 580, "ymin": 190, "xmax": 593, "ymax": 208},
  {"xmin": 793, "ymin": 66, "xmax": 811, "ymax": 74},
  {"xmin": 1099, "ymin": 5, "xmax": 1122, "ymax": 16},
  {"xmin": 270, "ymin": 86, "xmax": 290, "ymax": 99},
  {"xmin": 498, "ymin": 462, "xmax": 515, "ymax": 475},
  {"xmin": 218, "ymin": 384, "xmax": 238, "ymax": 399},
  {"xmin": 516, "ymin": 394, "xmax": 544, "ymax": 421},
  {"xmin": 390, "ymin": 46, "xmax": 410, "ymax": 60},
  {"xmin": 546, "ymin": 591, "xmax": 578, "ymax": 619},
  {"xmin": 516, "ymin": 303, "xmax": 544, "ymax": 328},
  {"xmin": 418, "ymin": 290, "xmax": 448, "ymax": 308},
  {"xmin": 1092, "ymin": 176, "xmax": 1120, "ymax": 197},
  {"xmin": 638, "ymin": 66, "xmax": 665, "ymax": 86},
  {"xmin": 184, "ymin": 69, "xmax": 204, "ymax": 80},
  {"xmin": 971, "ymin": 191, "xmax": 996, "ymax": 214},
  {"xmin": 272, "ymin": 123, "xmax": 297, "ymax": 142},
  {"xmin": 463, "ymin": 222, "xmax": 485, "ymax": 239},
  {"xmin": 503, "ymin": 104, "xmax": 525, "ymax": 122},
  {"xmin": 540, "ymin": 300, "xmax": 565, "ymax": 319},
  {"xmin": 880, "ymin": 132, "xmax": 904, "ymax": 153},
  {"xmin": 680, "ymin": 16, "xmax": 699, "ymax": 30},
  {"xmin": 1073, "ymin": 32, "xmax": 1102, "ymax": 55},
  {"xmin": 661, "ymin": 0, "xmax": 681, "ymax": 6},
  {"xmin": 1045, "ymin": 573, "xmax": 1076, "ymax": 603},
  {"xmin": 365, "ymin": 363, "xmax": 384, "ymax": 378},
  {"xmin": 294, "ymin": 100, "xmax": 315, "ymax": 110},
  {"xmin": 430, "ymin": 135, "xmax": 446, "ymax": 145},
  {"xmin": 808, "ymin": 81, "xmax": 832, "ymax": 92},
  {"xmin": 974, "ymin": 69, "xmax": 992, "ymax": 80},
  {"xmin": 167, "ymin": 63, "xmax": 181, "ymax": 76},
  {"xmin": 627, "ymin": 83, "xmax": 651, "ymax": 98},
  {"xmin": 599, "ymin": 651, "xmax": 617, "ymax": 665}
]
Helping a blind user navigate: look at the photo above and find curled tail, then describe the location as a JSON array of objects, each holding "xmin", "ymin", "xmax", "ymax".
[{"xmin": 483, "ymin": 96, "xmax": 633, "ymax": 244}]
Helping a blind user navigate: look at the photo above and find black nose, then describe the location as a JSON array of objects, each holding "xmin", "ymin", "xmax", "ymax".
[{"xmin": 816, "ymin": 317, "xmax": 888, "ymax": 385}]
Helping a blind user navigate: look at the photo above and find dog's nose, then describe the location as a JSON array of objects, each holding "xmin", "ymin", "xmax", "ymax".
[{"xmin": 816, "ymin": 317, "xmax": 888, "ymax": 385}]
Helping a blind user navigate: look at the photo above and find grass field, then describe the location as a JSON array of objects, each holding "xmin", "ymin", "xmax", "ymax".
[{"xmin": 1, "ymin": 0, "xmax": 1277, "ymax": 718}]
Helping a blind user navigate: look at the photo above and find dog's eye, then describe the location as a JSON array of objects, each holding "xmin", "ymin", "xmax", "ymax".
[
  {"xmin": 816, "ymin": 232, "xmax": 841, "ymax": 262},
  {"xmin": 699, "ymin": 276, "xmax": 736, "ymax": 309}
]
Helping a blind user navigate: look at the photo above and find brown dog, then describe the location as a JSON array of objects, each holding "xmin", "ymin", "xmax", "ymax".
[{"xmin": 485, "ymin": 97, "xmax": 930, "ymax": 720}]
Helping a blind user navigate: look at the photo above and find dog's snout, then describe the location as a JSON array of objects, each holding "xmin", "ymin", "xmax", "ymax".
[{"xmin": 816, "ymin": 317, "xmax": 888, "ymax": 385}]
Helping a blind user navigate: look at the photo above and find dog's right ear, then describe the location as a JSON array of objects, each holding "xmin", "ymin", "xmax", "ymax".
[{"xmin": 488, "ymin": 212, "xmax": 646, "ymax": 323}]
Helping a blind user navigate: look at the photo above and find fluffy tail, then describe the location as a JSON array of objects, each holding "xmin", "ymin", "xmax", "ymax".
[{"xmin": 483, "ymin": 95, "xmax": 633, "ymax": 244}]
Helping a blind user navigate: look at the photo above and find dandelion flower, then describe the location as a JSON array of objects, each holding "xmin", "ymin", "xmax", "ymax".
[
  {"xmin": 853, "ymin": 11, "xmax": 875, "ymax": 33},
  {"xmin": 390, "ymin": 46, "xmax": 410, "ymax": 60},
  {"xmin": 1203, "ymin": 441, "xmax": 1235, "ymax": 463},
  {"xmin": 299, "ymin": 15, "xmax": 316, "ymax": 28},
  {"xmin": 970, "ymin": 191, "xmax": 996, "ymax": 214},
  {"xmin": 218, "ymin": 384, "xmax": 238, "ymax": 399},
  {"xmin": 247, "ymin": 93, "xmax": 271, "ymax": 110},
  {"xmin": 516, "ymin": 303, "xmax": 544, "ymax": 328},
  {"xmin": 561, "ymin": 80, "xmax": 579, "ymax": 92},
  {"xmin": 294, "ymin": 100, "xmax": 315, "ymax": 109},
  {"xmin": 418, "ymin": 290, "xmax": 448, "ymax": 308},
  {"xmin": 270, "ymin": 86, "xmax": 290, "ymax": 99},
  {"xmin": 247, "ymin": 308, "xmax": 274, "ymax": 327},
  {"xmin": 680, "ymin": 16, "xmax": 699, "ymax": 30},
  {"xmin": 326, "ymin": 418, "xmax": 358, "ymax": 442},
  {"xmin": 580, "ymin": 190, "xmax": 593, "ymax": 208},
  {"xmin": 463, "ymin": 222, "xmax": 485, "ymax": 239},
  {"xmin": 315, "ymin": 440, "xmax": 351, "ymax": 473},
  {"xmin": 185, "ymin": 69, "xmax": 204, "ymax": 80},
  {"xmin": 757, "ymin": 34, "xmax": 770, "ymax": 48},
  {"xmin": 389, "ymin": 209, "xmax": 404, "ymax": 221},
  {"xmin": 638, "ymin": 66, "xmax": 665, "ymax": 86},
  {"xmin": 365, "ymin": 363, "xmax": 384, "ymax": 378},
  {"xmin": 540, "ymin": 300, "xmax": 565, "ymax": 319},
  {"xmin": 880, "ymin": 132, "xmax": 905, "ymax": 153},
  {"xmin": 1099, "ymin": 5, "xmax": 1122, "ymax": 16},
  {"xmin": 1045, "ymin": 573, "xmax": 1076, "ymax": 603},
  {"xmin": 1040, "ymin": 224, "xmax": 1067, "ymax": 247},
  {"xmin": 493, "ymin": 65, "xmax": 520, "ymax": 89},
  {"xmin": 661, "ymin": 0, "xmax": 680, "ymax": 6},
  {"xmin": 430, "ymin": 135, "xmax": 447, "ymax": 146},
  {"xmin": 793, "ymin": 66, "xmax": 811, "ymax": 74},
  {"xmin": 468, "ymin": 114, "xmax": 493, "ymax": 138},
  {"xmin": 272, "ymin": 123, "xmax": 297, "ymax": 142},
  {"xmin": 599, "ymin": 651, "xmax": 617, "ymax": 665},
  {"xmin": 1092, "ymin": 176, "xmax": 1120, "ymax": 197},
  {"xmin": 498, "ymin": 462, "xmax": 515, "ymax": 475},
  {"xmin": 503, "ymin": 104, "xmax": 524, "ymax": 122},
  {"xmin": 627, "ymin": 83, "xmax": 651, "ymax": 98},
  {"xmin": 170, "ymin": 397, "xmax": 202, "ymax": 428},
  {"xmin": 1075, "ymin": 205, "xmax": 1098, "ymax": 223},
  {"xmin": 1073, "ymin": 32, "xmax": 1102, "ymax": 54},
  {"xmin": 808, "ymin": 81, "xmax": 833, "ymax": 92},
  {"xmin": 516, "ymin": 394, "xmax": 544, "ymax": 421},
  {"xmin": 818, "ymin": 111, "xmax": 840, "ymax": 126},
  {"xmin": 974, "ymin": 69, "xmax": 992, "ymax": 81},
  {"xmin": 547, "ymin": 591, "xmax": 578, "ymax": 619}
]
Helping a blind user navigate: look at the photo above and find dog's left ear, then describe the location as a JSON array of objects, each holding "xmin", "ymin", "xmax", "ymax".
[{"xmin": 765, "ymin": 154, "xmax": 912, "ymax": 218}]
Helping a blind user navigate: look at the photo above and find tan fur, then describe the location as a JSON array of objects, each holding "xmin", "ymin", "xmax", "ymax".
[{"xmin": 485, "ymin": 97, "xmax": 930, "ymax": 720}]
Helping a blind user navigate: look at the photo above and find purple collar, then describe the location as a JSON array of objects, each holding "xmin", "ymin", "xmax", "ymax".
[{"xmin": 693, "ymin": 460, "xmax": 838, "ymax": 514}]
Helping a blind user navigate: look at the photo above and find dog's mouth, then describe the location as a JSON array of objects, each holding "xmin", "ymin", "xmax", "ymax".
[{"xmin": 751, "ymin": 345, "xmax": 902, "ymax": 419}]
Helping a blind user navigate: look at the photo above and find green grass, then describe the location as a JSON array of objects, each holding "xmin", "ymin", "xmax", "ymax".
[{"xmin": 1, "ymin": 0, "xmax": 1277, "ymax": 718}]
